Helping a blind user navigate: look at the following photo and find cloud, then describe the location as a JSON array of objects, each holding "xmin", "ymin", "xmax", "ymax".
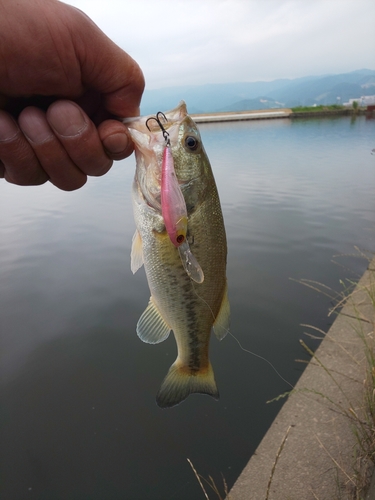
[{"xmin": 66, "ymin": 0, "xmax": 375, "ymax": 88}]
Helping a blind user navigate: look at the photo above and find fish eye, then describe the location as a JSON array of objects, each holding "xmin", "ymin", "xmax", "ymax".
[{"xmin": 184, "ymin": 136, "xmax": 199, "ymax": 151}]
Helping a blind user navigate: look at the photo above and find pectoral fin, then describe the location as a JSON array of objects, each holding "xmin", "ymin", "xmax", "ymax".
[
  {"xmin": 137, "ymin": 297, "xmax": 171, "ymax": 344},
  {"xmin": 213, "ymin": 282, "xmax": 230, "ymax": 340},
  {"xmin": 131, "ymin": 230, "xmax": 144, "ymax": 274}
]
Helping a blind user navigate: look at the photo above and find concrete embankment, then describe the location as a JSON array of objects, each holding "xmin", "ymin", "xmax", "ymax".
[
  {"xmin": 192, "ymin": 108, "xmax": 363, "ymax": 123},
  {"xmin": 229, "ymin": 257, "xmax": 375, "ymax": 500},
  {"xmin": 191, "ymin": 109, "xmax": 292, "ymax": 123}
]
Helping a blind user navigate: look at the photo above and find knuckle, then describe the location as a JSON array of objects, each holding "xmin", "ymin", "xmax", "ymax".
[{"xmin": 62, "ymin": 137, "xmax": 112, "ymax": 176}]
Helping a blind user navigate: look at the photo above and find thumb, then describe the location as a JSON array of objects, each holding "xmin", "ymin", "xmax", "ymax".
[{"xmin": 69, "ymin": 7, "xmax": 145, "ymax": 118}]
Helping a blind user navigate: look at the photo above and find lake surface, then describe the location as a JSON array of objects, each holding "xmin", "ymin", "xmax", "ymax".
[{"xmin": 1, "ymin": 115, "xmax": 374, "ymax": 500}]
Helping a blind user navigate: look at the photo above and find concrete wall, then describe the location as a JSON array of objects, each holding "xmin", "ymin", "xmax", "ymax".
[{"xmin": 229, "ymin": 258, "xmax": 375, "ymax": 500}]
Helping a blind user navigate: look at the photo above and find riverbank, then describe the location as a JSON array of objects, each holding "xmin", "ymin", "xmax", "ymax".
[
  {"xmin": 228, "ymin": 257, "xmax": 375, "ymax": 500},
  {"xmin": 191, "ymin": 107, "xmax": 366, "ymax": 123}
]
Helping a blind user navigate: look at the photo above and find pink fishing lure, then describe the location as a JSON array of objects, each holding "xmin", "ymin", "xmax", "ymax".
[
  {"xmin": 161, "ymin": 145, "xmax": 187, "ymax": 247},
  {"xmin": 160, "ymin": 143, "xmax": 204, "ymax": 283}
]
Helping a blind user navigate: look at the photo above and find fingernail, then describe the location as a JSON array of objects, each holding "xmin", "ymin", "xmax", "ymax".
[
  {"xmin": 48, "ymin": 102, "xmax": 87, "ymax": 137},
  {"xmin": 102, "ymin": 132, "xmax": 129, "ymax": 155},
  {"xmin": 0, "ymin": 113, "xmax": 19, "ymax": 141},
  {"xmin": 19, "ymin": 113, "xmax": 54, "ymax": 144}
]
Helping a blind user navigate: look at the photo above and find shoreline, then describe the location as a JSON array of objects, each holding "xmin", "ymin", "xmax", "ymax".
[
  {"xmin": 229, "ymin": 257, "xmax": 375, "ymax": 499},
  {"xmin": 191, "ymin": 108, "xmax": 366, "ymax": 123}
]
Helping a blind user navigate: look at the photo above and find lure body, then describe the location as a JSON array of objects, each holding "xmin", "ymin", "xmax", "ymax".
[
  {"xmin": 161, "ymin": 145, "xmax": 187, "ymax": 247},
  {"xmin": 161, "ymin": 139, "xmax": 204, "ymax": 284}
]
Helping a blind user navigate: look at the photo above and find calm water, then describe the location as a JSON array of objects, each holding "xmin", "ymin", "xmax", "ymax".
[{"xmin": 1, "ymin": 116, "xmax": 374, "ymax": 499}]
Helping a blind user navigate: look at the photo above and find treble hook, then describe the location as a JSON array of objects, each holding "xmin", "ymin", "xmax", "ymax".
[{"xmin": 145, "ymin": 111, "xmax": 170, "ymax": 146}]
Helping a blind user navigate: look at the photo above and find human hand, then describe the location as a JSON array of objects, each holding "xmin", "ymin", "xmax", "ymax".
[{"xmin": 0, "ymin": 0, "xmax": 144, "ymax": 191}]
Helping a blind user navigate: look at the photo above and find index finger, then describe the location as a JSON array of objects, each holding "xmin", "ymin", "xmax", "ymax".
[{"xmin": 69, "ymin": 9, "xmax": 145, "ymax": 117}]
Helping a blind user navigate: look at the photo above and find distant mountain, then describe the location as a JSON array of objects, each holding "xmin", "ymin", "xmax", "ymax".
[
  {"xmin": 140, "ymin": 76, "xmax": 321, "ymax": 114},
  {"xmin": 219, "ymin": 96, "xmax": 284, "ymax": 112},
  {"xmin": 140, "ymin": 69, "xmax": 375, "ymax": 114},
  {"xmin": 271, "ymin": 70, "xmax": 375, "ymax": 107}
]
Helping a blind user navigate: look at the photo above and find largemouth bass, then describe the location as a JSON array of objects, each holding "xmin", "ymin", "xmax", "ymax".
[{"xmin": 127, "ymin": 101, "xmax": 230, "ymax": 408}]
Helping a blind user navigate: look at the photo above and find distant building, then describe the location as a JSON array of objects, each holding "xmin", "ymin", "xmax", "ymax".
[{"xmin": 344, "ymin": 95, "xmax": 375, "ymax": 107}]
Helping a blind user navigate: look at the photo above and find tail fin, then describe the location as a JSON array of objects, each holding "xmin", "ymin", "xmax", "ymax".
[{"xmin": 156, "ymin": 361, "xmax": 219, "ymax": 409}]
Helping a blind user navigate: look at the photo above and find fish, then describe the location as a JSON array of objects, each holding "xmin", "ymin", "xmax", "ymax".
[{"xmin": 126, "ymin": 101, "xmax": 230, "ymax": 408}]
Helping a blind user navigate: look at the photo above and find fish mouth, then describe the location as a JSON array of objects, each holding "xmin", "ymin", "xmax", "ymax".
[{"xmin": 124, "ymin": 100, "xmax": 188, "ymax": 148}]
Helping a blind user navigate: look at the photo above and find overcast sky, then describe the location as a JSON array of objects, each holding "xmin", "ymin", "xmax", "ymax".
[{"xmin": 66, "ymin": 0, "xmax": 375, "ymax": 90}]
